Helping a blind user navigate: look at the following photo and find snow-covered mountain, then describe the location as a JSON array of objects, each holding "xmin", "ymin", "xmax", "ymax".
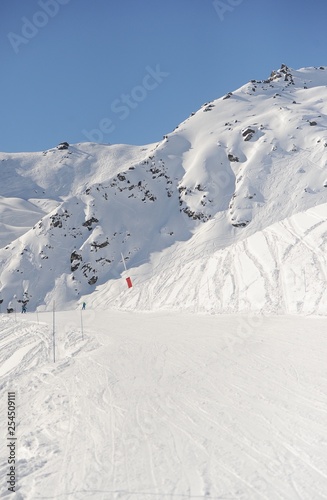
[{"xmin": 1, "ymin": 64, "xmax": 327, "ymax": 313}]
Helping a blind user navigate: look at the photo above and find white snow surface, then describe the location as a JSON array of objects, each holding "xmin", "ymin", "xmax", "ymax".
[
  {"xmin": 2, "ymin": 66, "xmax": 327, "ymax": 498},
  {"xmin": 1, "ymin": 65, "xmax": 327, "ymax": 313},
  {"xmin": 1, "ymin": 310, "xmax": 327, "ymax": 499}
]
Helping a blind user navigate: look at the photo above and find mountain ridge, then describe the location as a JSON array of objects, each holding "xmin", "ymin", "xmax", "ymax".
[{"xmin": 1, "ymin": 64, "xmax": 327, "ymax": 313}]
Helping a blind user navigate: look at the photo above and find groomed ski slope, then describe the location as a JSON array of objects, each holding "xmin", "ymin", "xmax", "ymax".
[{"xmin": 1, "ymin": 310, "xmax": 327, "ymax": 499}]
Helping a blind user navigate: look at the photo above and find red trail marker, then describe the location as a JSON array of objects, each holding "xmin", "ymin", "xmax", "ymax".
[
  {"xmin": 126, "ymin": 277, "xmax": 133, "ymax": 288},
  {"xmin": 121, "ymin": 253, "xmax": 133, "ymax": 289}
]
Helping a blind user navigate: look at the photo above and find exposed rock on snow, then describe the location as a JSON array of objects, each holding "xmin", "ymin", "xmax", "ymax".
[
  {"xmin": 1, "ymin": 65, "xmax": 327, "ymax": 313},
  {"xmin": 241, "ymin": 127, "xmax": 255, "ymax": 141},
  {"xmin": 57, "ymin": 141, "xmax": 69, "ymax": 150},
  {"xmin": 228, "ymin": 153, "xmax": 239, "ymax": 162}
]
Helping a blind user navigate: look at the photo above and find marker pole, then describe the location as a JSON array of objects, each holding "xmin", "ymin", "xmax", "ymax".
[
  {"xmin": 80, "ymin": 308, "xmax": 84, "ymax": 341},
  {"xmin": 121, "ymin": 253, "xmax": 127, "ymax": 272},
  {"xmin": 52, "ymin": 301, "xmax": 56, "ymax": 363}
]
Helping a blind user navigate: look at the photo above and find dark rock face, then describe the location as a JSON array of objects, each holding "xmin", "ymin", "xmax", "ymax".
[
  {"xmin": 242, "ymin": 127, "xmax": 255, "ymax": 141},
  {"xmin": 82, "ymin": 217, "xmax": 99, "ymax": 230},
  {"xmin": 88, "ymin": 275, "xmax": 98, "ymax": 285},
  {"xmin": 242, "ymin": 127, "xmax": 255, "ymax": 137},
  {"xmin": 70, "ymin": 251, "xmax": 82, "ymax": 272},
  {"xmin": 57, "ymin": 142, "xmax": 69, "ymax": 150},
  {"xmin": 228, "ymin": 154, "xmax": 239, "ymax": 162},
  {"xmin": 203, "ymin": 104, "xmax": 215, "ymax": 112},
  {"xmin": 232, "ymin": 221, "xmax": 249, "ymax": 228}
]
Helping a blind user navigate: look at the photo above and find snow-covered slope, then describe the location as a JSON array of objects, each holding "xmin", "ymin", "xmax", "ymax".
[
  {"xmin": 1, "ymin": 311, "xmax": 327, "ymax": 499},
  {"xmin": 89, "ymin": 203, "xmax": 327, "ymax": 315},
  {"xmin": 1, "ymin": 65, "xmax": 327, "ymax": 313}
]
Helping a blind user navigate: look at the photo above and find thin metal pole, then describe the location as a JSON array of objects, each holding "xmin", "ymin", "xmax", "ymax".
[
  {"xmin": 80, "ymin": 308, "xmax": 84, "ymax": 341},
  {"xmin": 121, "ymin": 252, "xmax": 127, "ymax": 272},
  {"xmin": 52, "ymin": 301, "xmax": 56, "ymax": 363}
]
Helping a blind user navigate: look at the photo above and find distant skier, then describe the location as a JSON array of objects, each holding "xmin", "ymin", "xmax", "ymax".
[
  {"xmin": 21, "ymin": 304, "xmax": 27, "ymax": 313},
  {"xmin": 82, "ymin": 302, "xmax": 86, "ymax": 310}
]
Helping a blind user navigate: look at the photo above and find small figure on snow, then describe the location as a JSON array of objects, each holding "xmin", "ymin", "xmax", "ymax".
[
  {"xmin": 82, "ymin": 302, "xmax": 86, "ymax": 310},
  {"xmin": 21, "ymin": 304, "xmax": 27, "ymax": 313}
]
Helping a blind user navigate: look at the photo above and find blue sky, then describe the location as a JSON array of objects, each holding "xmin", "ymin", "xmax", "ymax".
[{"xmin": 1, "ymin": 0, "xmax": 327, "ymax": 152}]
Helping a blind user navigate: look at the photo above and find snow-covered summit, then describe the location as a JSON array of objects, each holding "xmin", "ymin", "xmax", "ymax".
[{"xmin": 1, "ymin": 65, "xmax": 327, "ymax": 313}]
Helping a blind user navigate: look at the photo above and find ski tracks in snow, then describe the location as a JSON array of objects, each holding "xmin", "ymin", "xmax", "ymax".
[{"xmin": 1, "ymin": 312, "xmax": 327, "ymax": 499}]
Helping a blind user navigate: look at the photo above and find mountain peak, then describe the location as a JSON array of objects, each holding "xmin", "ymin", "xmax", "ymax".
[{"xmin": 1, "ymin": 66, "xmax": 327, "ymax": 313}]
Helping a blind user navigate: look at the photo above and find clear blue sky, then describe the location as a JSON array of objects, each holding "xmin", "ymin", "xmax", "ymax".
[{"xmin": 1, "ymin": 0, "xmax": 327, "ymax": 152}]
